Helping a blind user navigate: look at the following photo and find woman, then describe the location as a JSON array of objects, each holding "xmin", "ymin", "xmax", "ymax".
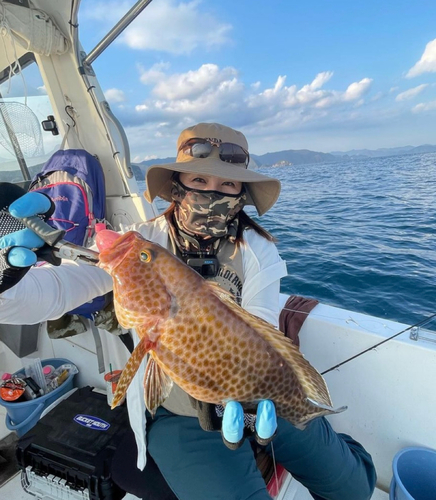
[{"xmin": 0, "ymin": 123, "xmax": 376, "ymax": 500}]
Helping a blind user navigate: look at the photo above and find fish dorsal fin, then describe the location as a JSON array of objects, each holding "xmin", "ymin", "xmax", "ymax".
[
  {"xmin": 205, "ymin": 281, "xmax": 333, "ymax": 408},
  {"xmin": 144, "ymin": 354, "xmax": 173, "ymax": 416}
]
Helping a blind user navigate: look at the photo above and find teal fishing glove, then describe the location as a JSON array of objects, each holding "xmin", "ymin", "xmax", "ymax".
[
  {"xmin": 192, "ymin": 397, "xmax": 277, "ymax": 450},
  {"xmin": 255, "ymin": 400, "xmax": 278, "ymax": 443},
  {"xmin": 222, "ymin": 400, "xmax": 277, "ymax": 449},
  {"xmin": 0, "ymin": 184, "xmax": 53, "ymax": 293}
]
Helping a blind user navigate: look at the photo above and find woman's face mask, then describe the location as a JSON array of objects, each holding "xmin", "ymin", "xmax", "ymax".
[{"xmin": 171, "ymin": 178, "xmax": 247, "ymax": 238}]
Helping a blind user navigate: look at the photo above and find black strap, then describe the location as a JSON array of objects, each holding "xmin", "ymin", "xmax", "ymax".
[{"xmin": 119, "ymin": 332, "xmax": 134, "ymax": 353}]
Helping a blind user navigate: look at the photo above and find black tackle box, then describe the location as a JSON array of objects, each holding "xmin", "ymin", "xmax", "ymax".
[{"xmin": 16, "ymin": 386, "xmax": 129, "ymax": 500}]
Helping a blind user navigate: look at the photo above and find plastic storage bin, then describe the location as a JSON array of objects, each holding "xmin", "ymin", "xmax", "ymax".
[
  {"xmin": 0, "ymin": 357, "xmax": 77, "ymax": 436},
  {"xmin": 390, "ymin": 446, "xmax": 436, "ymax": 500}
]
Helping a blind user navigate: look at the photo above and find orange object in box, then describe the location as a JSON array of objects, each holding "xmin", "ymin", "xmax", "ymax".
[{"xmin": 0, "ymin": 378, "xmax": 26, "ymax": 402}]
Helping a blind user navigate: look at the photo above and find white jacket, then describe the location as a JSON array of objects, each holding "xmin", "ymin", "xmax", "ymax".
[{"xmin": 0, "ymin": 216, "xmax": 287, "ymax": 469}]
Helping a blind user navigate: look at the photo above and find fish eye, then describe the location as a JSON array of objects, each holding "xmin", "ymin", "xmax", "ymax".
[{"xmin": 140, "ymin": 250, "xmax": 151, "ymax": 263}]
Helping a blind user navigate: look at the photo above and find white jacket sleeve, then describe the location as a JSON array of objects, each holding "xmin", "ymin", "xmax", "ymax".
[
  {"xmin": 240, "ymin": 229, "xmax": 288, "ymax": 327},
  {"xmin": 0, "ymin": 261, "xmax": 113, "ymax": 325}
]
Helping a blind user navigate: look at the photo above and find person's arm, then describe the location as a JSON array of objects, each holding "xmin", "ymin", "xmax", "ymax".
[
  {"xmin": 0, "ymin": 187, "xmax": 113, "ymax": 324},
  {"xmin": 0, "ymin": 261, "xmax": 113, "ymax": 324}
]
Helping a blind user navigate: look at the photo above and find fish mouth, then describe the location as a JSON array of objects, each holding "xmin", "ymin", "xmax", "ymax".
[{"xmin": 98, "ymin": 231, "xmax": 140, "ymax": 272}]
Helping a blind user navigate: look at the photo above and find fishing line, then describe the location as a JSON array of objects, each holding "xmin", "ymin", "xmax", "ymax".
[
  {"xmin": 270, "ymin": 441, "xmax": 278, "ymax": 493},
  {"xmin": 321, "ymin": 312, "xmax": 436, "ymax": 375}
]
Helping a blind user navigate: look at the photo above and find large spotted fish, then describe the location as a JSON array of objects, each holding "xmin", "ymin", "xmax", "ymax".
[{"xmin": 97, "ymin": 230, "xmax": 345, "ymax": 427}]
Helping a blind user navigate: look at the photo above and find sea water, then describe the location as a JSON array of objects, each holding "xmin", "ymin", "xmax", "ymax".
[{"xmin": 138, "ymin": 152, "xmax": 436, "ymax": 326}]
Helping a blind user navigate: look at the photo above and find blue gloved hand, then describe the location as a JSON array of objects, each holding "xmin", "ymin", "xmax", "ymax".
[
  {"xmin": 222, "ymin": 400, "xmax": 277, "ymax": 448},
  {"xmin": 0, "ymin": 183, "xmax": 53, "ymax": 293},
  {"xmin": 1, "ymin": 191, "xmax": 52, "ymax": 266}
]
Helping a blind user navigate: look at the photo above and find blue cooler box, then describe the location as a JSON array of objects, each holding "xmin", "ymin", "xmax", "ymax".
[{"xmin": 0, "ymin": 358, "xmax": 77, "ymax": 436}]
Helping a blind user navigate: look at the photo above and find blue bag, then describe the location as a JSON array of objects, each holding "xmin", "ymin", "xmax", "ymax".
[
  {"xmin": 29, "ymin": 149, "xmax": 109, "ymax": 319},
  {"xmin": 29, "ymin": 149, "xmax": 106, "ymax": 247}
]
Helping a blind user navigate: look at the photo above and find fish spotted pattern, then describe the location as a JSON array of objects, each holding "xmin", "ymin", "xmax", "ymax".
[{"xmin": 97, "ymin": 230, "xmax": 344, "ymax": 428}]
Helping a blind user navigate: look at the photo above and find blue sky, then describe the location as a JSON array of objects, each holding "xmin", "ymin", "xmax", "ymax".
[{"xmin": 79, "ymin": 0, "xmax": 436, "ymax": 162}]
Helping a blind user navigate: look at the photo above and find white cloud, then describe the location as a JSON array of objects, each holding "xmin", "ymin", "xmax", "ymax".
[
  {"xmin": 395, "ymin": 84, "xmax": 428, "ymax": 102},
  {"xmin": 105, "ymin": 88, "xmax": 126, "ymax": 103},
  {"xmin": 139, "ymin": 66, "xmax": 370, "ymax": 116},
  {"xmin": 120, "ymin": 65, "xmax": 376, "ymax": 153},
  {"xmin": 406, "ymin": 39, "xmax": 436, "ymax": 78},
  {"xmin": 132, "ymin": 154, "xmax": 158, "ymax": 163},
  {"xmin": 138, "ymin": 62, "xmax": 171, "ymax": 85},
  {"xmin": 141, "ymin": 63, "xmax": 238, "ymax": 100},
  {"xmin": 302, "ymin": 71, "xmax": 334, "ymax": 91},
  {"xmin": 343, "ymin": 78, "xmax": 372, "ymax": 101},
  {"xmin": 82, "ymin": 1, "xmax": 232, "ymax": 55},
  {"xmin": 412, "ymin": 100, "xmax": 436, "ymax": 113}
]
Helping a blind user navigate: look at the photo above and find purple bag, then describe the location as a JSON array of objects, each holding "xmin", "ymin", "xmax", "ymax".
[
  {"xmin": 29, "ymin": 149, "xmax": 106, "ymax": 246},
  {"xmin": 29, "ymin": 150, "xmax": 108, "ymax": 319}
]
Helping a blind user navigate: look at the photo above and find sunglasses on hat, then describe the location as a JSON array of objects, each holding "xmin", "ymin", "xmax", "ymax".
[{"xmin": 178, "ymin": 138, "xmax": 250, "ymax": 166}]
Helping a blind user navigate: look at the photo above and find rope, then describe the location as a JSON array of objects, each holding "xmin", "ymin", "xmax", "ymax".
[{"xmin": 0, "ymin": 3, "xmax": 28, "ymax": 104}]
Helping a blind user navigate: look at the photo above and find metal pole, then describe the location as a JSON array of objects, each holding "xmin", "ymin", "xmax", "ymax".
[{"xmin": 83, "ymin": 0, "xmax": 154, "ymax": 66}]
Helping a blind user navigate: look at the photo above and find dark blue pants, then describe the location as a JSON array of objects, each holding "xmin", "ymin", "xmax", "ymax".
[{"xmin": 142, "ymin": 408, "xmax": 376, "ymax": 500}]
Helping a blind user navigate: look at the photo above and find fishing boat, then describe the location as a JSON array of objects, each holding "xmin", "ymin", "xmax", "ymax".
[{"xmin": 0, "ymin": 1, "xmax": 435, "ymax": 499}]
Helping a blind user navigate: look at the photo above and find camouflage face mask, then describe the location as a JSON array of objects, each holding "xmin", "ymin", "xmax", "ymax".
[{"xmin": 171, "ymin": 179, "xmax": 247, "ymax": 238}]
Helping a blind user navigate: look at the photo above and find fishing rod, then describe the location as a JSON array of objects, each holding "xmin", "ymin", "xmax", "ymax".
[
  {"xmin": 321, "ymin": 312, "xmax": 436, "ymax": 375},
  {"xmin": 281, "ymin": 307, "xmax": 436, "ymax": 375}
]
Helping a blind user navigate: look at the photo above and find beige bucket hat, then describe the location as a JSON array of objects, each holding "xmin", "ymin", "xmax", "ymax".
[{"xmin": 144, "ymin": 122, "xmax": 281, "ymax": 216}]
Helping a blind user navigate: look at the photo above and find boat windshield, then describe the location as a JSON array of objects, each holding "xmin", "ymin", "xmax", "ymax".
[{"xmin": 0, "ymin": 54, "xmax": 62, "ymax": 184}]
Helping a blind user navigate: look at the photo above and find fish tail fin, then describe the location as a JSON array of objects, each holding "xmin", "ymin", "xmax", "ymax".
[
  {"xmin": 306, "ymin": 397, "xmax": 348, "ymax": 415},
  {"xmin": 294, "ymin": 399, "xmax": 348, "ymax": 429},
  {"xmin": 111, "ymin": 337, "xmax": 153, "ymax": 409}
]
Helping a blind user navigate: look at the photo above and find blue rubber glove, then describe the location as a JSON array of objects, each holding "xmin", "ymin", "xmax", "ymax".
[
  {"xmin": 222, "ymin": 400, "xmax": 277, "ymax": 448},
  {"xmin": 0, "ymin": 184, "xmax": 53, "ymax": 293},
  {"xmin": 0, "ymin": 191, "xmax": 51, "ymax": 266}
]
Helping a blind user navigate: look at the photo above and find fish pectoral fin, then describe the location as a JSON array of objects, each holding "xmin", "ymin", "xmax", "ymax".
[
  {"xmin": 144, "ymin": 356, "xmax": 173, "ymax": 416},
  {"xmin": 111, "ymin": 337, "xmax": 153, "ymax": 409}
]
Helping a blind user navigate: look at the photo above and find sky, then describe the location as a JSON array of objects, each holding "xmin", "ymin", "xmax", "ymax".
[{"xmin": 78, "ymin": 0, "xmax": 436, "ymax": 162}]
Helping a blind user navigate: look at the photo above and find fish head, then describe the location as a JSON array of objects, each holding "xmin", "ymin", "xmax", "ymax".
[{"xmin": 97, "ymin": 230, "xmax": 175, "ymax": 329}]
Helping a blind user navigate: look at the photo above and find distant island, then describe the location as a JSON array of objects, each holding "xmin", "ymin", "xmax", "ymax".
[
  {"xmin": 331, "ymin": 144, "xmax": 436, "ymax": 158},
  {"xmin": 131, "ymin": 143, "xmax": 436, "ymax": 180},
  {"xmin": 1, "ymin": 144, "xmax": 435, "ymax": 183}
]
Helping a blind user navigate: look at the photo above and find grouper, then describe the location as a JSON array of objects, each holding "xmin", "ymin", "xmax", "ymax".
[{"xmin": 96, "ymin": 230, "xmax": 344, "ymax": 428}]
